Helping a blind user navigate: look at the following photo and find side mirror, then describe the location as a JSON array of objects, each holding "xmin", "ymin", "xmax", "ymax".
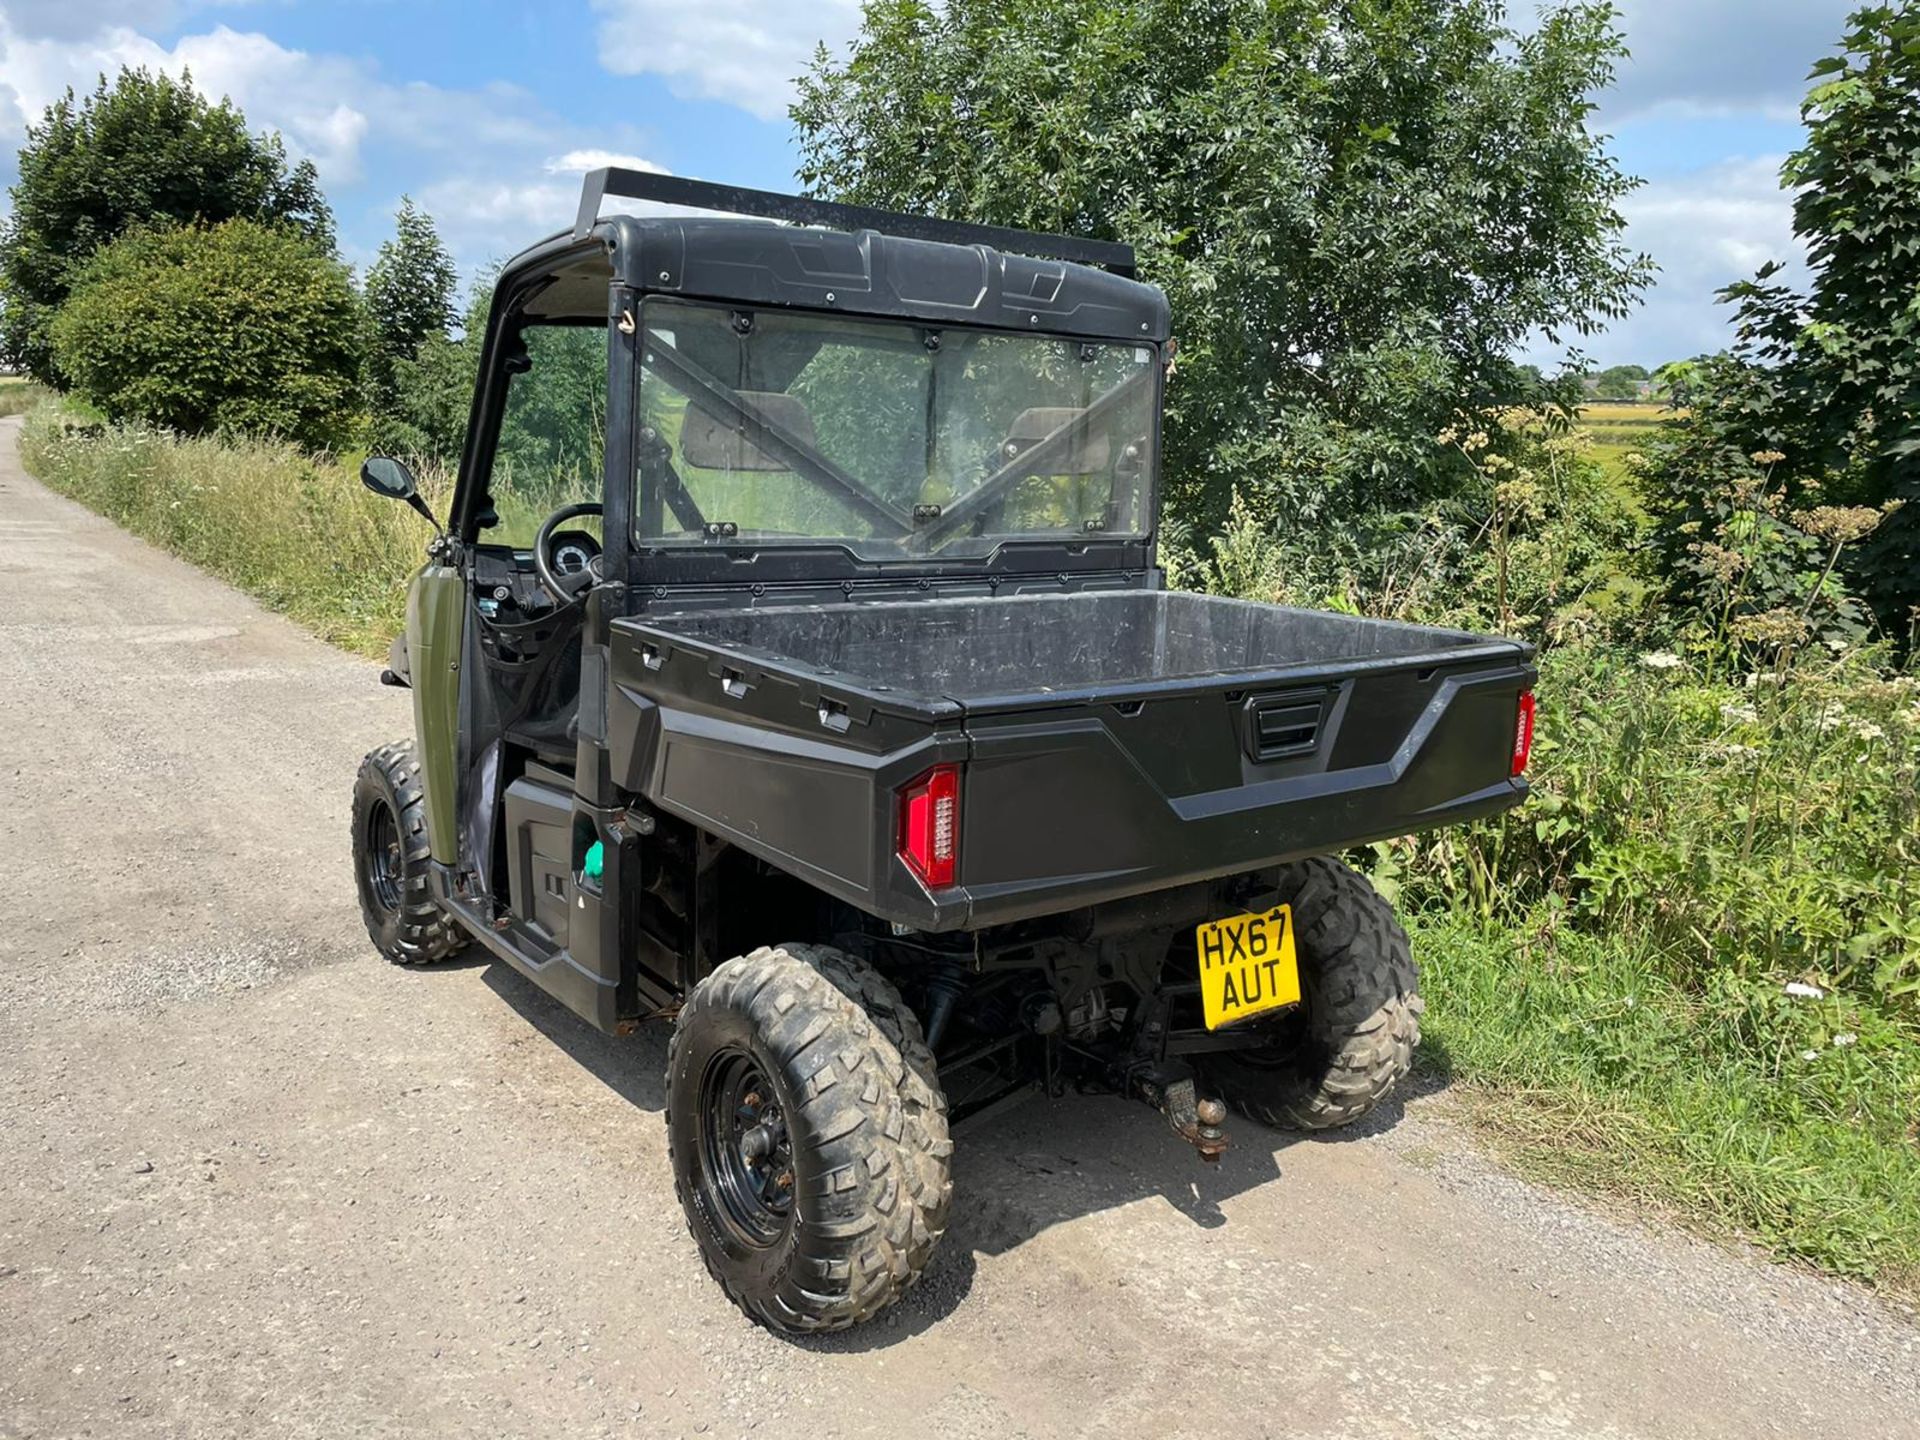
[
  {"xmin": 361, "ymin": 455, "xmax": 418, "ymax": 499},
  {"xmin": 361, "ymin": 455, "xmax": 441, "ymax": 532}
]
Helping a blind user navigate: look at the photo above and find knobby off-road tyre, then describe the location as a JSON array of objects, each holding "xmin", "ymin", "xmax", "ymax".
[
  {"xmin": 667, "ymin": 943, "xmax": 953, "ymax": 1334},
  {"xmin": 1199, "ymin": 856, "xmax": 1423, "ymax": 1131},
  {"xmin": 351, "ymin": 740, "xmax": 463, "ymax": 966}
]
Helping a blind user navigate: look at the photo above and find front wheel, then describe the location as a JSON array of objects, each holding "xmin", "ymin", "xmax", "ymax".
[
  {"xmin": 1198, "ymin": 856, "xmax": 1423, "ymax": 1131},
  {"xmin": 351, "ymin": 740, "xmax": 462, "ymax": 966},
  {"xmin": 667, "ymin": 944, "xmax": 952, "ymax": 1333}
]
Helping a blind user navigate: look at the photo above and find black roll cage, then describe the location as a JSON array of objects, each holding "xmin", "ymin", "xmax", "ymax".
[
  {"xmin": 573, "ymin": 167, "xmax": 1137, "ymax": 277},
  {"xmin": 450, "ymin": 170, "xmax": 1164, "ymax": 594}
]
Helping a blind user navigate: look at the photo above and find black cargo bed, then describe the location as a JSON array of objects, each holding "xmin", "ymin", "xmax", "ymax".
[
  {"xmin": 632, "ymin": 591, "xmax": 1519, "ymax": 716},
  {"xmin": 608, "ymin": 590, "xmax": 1534, "ymax": 930}
]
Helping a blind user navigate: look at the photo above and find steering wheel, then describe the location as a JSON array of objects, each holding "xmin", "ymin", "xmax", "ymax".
[{"xmin": 533, "ymin": 502, "xmax": 605, "ymax": 602}]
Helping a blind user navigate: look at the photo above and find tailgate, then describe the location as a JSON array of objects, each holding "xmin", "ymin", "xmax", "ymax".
[{"xmin": 954, "ymin": 653, "xmax": 1533, "ymax": 924}]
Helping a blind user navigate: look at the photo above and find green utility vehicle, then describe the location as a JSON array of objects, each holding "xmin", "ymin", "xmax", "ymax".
[{"xmin": 352, "ymin": 170, "xmax": 1537, "ymax": 1333}]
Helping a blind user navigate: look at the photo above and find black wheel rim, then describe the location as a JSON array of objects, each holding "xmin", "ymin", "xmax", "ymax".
[
  {"xmin": 697, "ymin": 1047, "xmax": 795, "ymax": 1247},
  {"xmin": 363, "ymin": 799, "xmax": 405, "ymax": 917}
]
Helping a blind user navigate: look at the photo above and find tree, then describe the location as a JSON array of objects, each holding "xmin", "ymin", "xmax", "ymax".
[
  {"xmin": 792, "ymin": 0, "xmax": 1650, "ymax": 537},
  {"xmin": 372, "ymin": 276, "xmax": 491, "ymax": 463},
  {"xmin": 364, "ymin": 197, "xmax": 457, "ymax": 410},
  {"xmin": 1592, "ymin": 363, "xmax": 1650, "ymax": 400},
  {"xmin": 50, "ymin": 219, "xmax": 363, "ymax": 448},
  {"xmin": 1711, "ymin": 5, "xmax": 1920, "ymax": 636},
  {"xmin": 0, "ymin": 67, "xmax": 334, "ymax": 383}
]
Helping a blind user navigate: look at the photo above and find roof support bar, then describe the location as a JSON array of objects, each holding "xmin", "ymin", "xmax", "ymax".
[{"xmin": 573, "ymin": 168, "xmax": 1136, "ymax": 278}]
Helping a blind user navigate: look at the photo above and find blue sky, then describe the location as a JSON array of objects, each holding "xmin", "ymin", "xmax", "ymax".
[{"xmin": 0, "ymin": 1, "xmax": 1860, "ymax": 367}]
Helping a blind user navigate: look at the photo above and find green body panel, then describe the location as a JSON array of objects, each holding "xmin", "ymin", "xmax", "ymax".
[{"xmin": 405, "ymin": 563, "xmax": 466, "ymax": 864}]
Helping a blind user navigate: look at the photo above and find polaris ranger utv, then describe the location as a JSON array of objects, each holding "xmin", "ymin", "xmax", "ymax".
[{"xmin": 351, "ymin": 169, "xmax": 1537, "ymax": 1334}]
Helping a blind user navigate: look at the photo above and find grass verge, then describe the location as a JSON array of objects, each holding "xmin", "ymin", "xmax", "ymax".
[
  {"xmin": 1414, "ymin": 912, "xmax": 1920, "ymax": 1297},
  {"xmin": 0, "ymin": 380, "xmax": 53, "ymax": 419},
  {"xmin": 20, "ymin": 402, "xmax": 441, "ymax": 656}
]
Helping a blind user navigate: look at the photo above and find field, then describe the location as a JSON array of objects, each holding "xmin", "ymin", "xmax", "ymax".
[{"xmin": 1580, "ymin": 400, "xmax": 1668, "ymax": 485}]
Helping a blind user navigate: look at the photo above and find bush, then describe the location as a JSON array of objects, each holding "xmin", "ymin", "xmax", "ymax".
[
  {"xmin": 1185, "ymin": 395, "xmax": 1920, "ymax": 1290},
  {"xmin": 49, "ymin": 219, "xmax": 362, "ymax": 449},
  {"xmin": 0, "ymin": 66, "xmax": 334, "ymax": 384},
  {"xmin": 1172, "ymin": 405, "xmax": 1651, "ymax": 648}
]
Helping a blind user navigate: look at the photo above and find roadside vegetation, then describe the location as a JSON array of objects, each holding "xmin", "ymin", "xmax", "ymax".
[
  {"xmin": 18, "ymin": 407, "xmax": 446, "ymax": 654},
  {"xmin": 0, "ymin": 378, "xmax": 50, "ymax": 418},
  {"xmin": 4, "ymin": 3, "xmax": 1915, "ymax": 1293}
]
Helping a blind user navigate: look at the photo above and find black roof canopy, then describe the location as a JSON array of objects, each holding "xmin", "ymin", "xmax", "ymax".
[{"xmin": 494, "ymin": 168, "xmax": 1171, "ymax": 344}]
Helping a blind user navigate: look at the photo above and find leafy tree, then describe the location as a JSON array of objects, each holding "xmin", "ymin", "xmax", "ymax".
[
  {"xmin": 372, "ymin": 278, "xmax": 490, "ymax": 462},
  {"xmin": 364, "ymin": 197, "xmax": 458, "ymax": 410},
  {"xmin": 792, "ymin": 0, "xmax": 1650, "ymax": 537},
  {"xmin": 1701, "ymin": 4, "xmax": 1920, "ymax": 637},
  {"xmin": 1592, "ymin": 363, "xmax": 1650, "ymax": 400},
  {"xmin": 50, "ymin": 219, "xmax": 362, "ymax": 448},
  {"xmin": 0, "ymin": 67, "xmax": 333, "ymax": 383}
]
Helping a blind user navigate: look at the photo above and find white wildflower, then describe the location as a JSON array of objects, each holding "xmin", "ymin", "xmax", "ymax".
[
  {"xmin": 1640, "ymin": 650, "xmax": 1683, "ymax": 671},
  {"xmin": 1818, "ymin": 702, "xmax": 1847, "ymax": 732},
  {"xmin": 1784, "ymin": 981, "xmax": 1825, "ymax": 1000},
  {"xmin": 1719, "ymin": 702, "xmax": 1759, "ymax": 725},
  {"xmin": 1800, "ymin": 1049, "xmax": 1821, "ymax": 1062},
  {"xmin": 1851, "ymin": 721, "xmax": 1885, "ymax": 742},
  {"xmin": 1832, "ymin": 1032, "xmax": 1858, "ymax": 1048}
]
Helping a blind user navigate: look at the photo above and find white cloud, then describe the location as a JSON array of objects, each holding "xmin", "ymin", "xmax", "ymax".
[
  {"xmin": 544, "ymin": 149, "xmax": 664, "ymax": 176},
  {"xmin": 0, "ymin": 22, "xmax": 374, "ymax": 178},
  {"xmin": 0, "ymin": 17, "xmax": 602, "ymax": 186},
  {"xmin": 1617, "ymin": 154, "xmax": 1804, "ymax": 362},
  {"xmin": 415, "ymin": 175, "xmax": 580, "ymax": 261},
  {"xmin": 0, "ymin": 13, "xmax": 677, "ymax": 285},
  {"xmin": 589, "ymin": 0, "xmax": 861, "ymax": 121},
  {"xmin": 1601, "ymin": 1, "xmax": 1856, "ymax": 124},
  {"xmin": 1531, "ymin": 154, "xmax": 1804, "ymax": 368}
]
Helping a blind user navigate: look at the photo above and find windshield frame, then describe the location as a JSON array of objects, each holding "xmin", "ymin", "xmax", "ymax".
[{"xmin": 628, "ymin": 297, "xmax": 1163, "ymax": 575}]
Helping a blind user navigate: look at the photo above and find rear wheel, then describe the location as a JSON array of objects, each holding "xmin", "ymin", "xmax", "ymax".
[
  {"xmin": 667, "ymin": 943, "xmax": 952, "ymax": 1333},
  {"xmin": 1198, "ymin": 856, "xmax": 1422, "ymax": 1131},
  {"xmin": 351, "ymin": 740, "xmax": 462, "ymax": 966}
]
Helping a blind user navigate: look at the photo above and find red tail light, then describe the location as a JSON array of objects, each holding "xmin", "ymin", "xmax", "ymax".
[
  {"xmin": 898, "ymin": 765, "xmax": 960, "ymax": 889},
  {"xmin": 1512, "ymin": 690, "xmax": 1537, "ymax": 776}
]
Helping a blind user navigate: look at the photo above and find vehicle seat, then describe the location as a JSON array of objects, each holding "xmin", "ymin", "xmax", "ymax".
[
  {"xmin": 999, "ymin": 407, "xmax": 1110, "ymax": 473},
  {"xmin": 679, "ymin": 391, "xmax": 818, "ymax": 471}
]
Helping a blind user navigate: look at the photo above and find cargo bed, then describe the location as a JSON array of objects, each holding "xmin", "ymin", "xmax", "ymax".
[
  {"xmin": 606, "ymin": 591, "xmax": 1535, "ymax": 929},
  {"xmin": 628, "ymin": 591, "xmax": 1519, "ymax": 714}
]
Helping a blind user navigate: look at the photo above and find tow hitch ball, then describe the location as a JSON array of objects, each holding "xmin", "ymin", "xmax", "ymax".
[{"xmin": 1134, "ymin": 1069, "xmax": 1230, "ymax": 1163}]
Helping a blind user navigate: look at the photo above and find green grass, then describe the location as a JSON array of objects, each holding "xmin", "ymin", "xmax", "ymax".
[
  {"xmin": 20, "ymin": 402, "xmax": 439, "ymax": 655},
  {"xmin": 1579, "ymin": 401, "xmax": 1668, "ymax": 489},
  {"xmin": 1416, "ymin": 913, "xmax": 1920, "ymax": 1295},
  {"xmin": 0, "ymin": 380, "xmax": 52, "ymax": 419}
]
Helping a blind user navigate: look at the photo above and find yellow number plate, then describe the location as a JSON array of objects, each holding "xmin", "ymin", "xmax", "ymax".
[{"xmin": 1196, "ymin": 906, "xmax": 1301, "ymax": 1029}]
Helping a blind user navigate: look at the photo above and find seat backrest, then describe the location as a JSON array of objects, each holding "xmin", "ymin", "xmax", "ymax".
[
  {"xmin": 998, "ymin": 406, "xmax": 1111, "ymax": 474},
  {"xmin": 679, "ymin": 391, "xmax": 819, "ymax": 471}
]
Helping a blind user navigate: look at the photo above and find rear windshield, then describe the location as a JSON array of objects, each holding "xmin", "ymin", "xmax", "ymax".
[{"xmin": 634, "ymin": 298, "xmax": 1158, "ymax": 561}]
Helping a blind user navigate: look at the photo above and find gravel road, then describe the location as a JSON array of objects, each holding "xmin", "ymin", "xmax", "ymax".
[{"xmin": 1, "ymin": 414, "xmax": 1915, "ymax": 1440}]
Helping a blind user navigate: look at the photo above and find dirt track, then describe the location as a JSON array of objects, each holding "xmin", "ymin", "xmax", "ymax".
[{"xmin": 1, "ymin": 415, "xmax": 1915, "ymax": 1440}]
